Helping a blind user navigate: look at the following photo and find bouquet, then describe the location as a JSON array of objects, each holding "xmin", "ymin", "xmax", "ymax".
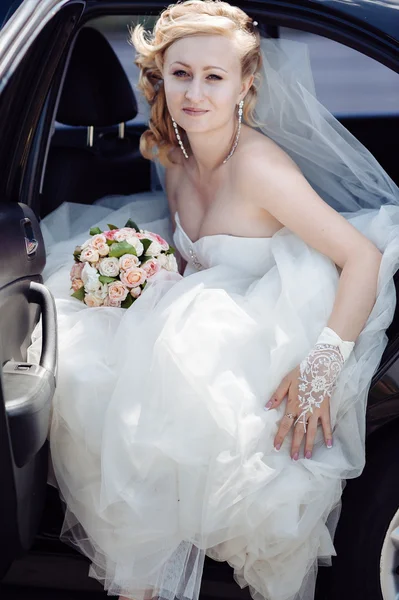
[{"xmin": 70, "ymin": 218, "xmax": 178, "ymax": 308}]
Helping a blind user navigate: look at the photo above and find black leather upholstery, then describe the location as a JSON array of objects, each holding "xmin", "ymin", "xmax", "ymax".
[{"xmin": 41, "ymin": 26, "xmax": 150, "ymax": 218}]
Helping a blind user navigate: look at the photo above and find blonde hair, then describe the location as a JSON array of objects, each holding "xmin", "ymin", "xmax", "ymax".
[{"xmin": 130, "ymin": 0, "xmax": 262, "ymax": 166}]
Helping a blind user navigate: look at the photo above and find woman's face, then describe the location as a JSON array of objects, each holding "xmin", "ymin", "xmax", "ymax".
[{"xmin": 163, "ymin": 35, "xmax": 248, "ymax": 134}]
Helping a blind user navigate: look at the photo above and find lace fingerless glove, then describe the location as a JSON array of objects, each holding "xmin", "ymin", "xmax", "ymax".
[{"xmin": 295, "ymin": 327, "xmax": 355, "ymax": 431}]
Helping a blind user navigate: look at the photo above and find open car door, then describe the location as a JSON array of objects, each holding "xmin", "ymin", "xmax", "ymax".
[{"xmin": 0, "ymin": 0, "xmax": 85, "ymax": 578}]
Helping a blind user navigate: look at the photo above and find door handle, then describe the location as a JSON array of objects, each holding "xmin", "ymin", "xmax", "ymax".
[{"xmin": 3, "ymin": 282, "xmax": 57, "ymax": 467}]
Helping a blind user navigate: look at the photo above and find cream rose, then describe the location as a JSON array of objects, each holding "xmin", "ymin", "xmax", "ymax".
[
  {"xmin": 120, "ymin": 267, "xmax": 147, "ymax": 288},
  {"xmin": 84, "ymin": 294, "xmax": 103, "ymax": 307},
  {"xmin": 91, "ymin": 234, "xmax": 107, "ymax": 250},
  {"xmin": 119, "ymin": 254, "xmax": 140, "ymax": 270},
  {"xmin": 98, "ymin": 257, "xmax": 120, "ymax": 277},
  {"xmin": 80, "ymin": 246, "xmax": 100, "ymax": 263},
  {"xmin": 130, "ymin": 287, "xmax": 142, "ymax": 299},
  {"xmin": 108, "ymin": 281, "xmax": 129, "ymax": 302},
  {"xmin": 113, "ymin": 227, "xmax": 137, "ymax": 242},
  {"xmin": 71, "ymin": 278, "xmax": 84, "ymax": 292}
]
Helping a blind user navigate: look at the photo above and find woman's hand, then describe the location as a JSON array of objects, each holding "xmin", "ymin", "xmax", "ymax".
[{"xmin": 265, "ymin": 365, "xmax": 333, "ymax": 460}]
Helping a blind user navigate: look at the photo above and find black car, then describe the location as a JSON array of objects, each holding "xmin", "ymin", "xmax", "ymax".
[{"xmin": 0, "ymin": 1, "xmax": 398, "ymax": 599}]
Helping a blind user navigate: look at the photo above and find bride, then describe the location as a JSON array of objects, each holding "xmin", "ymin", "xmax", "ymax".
[{"xmin": 28, "ymin": 1, "xmax": 399, "ymax": 600}]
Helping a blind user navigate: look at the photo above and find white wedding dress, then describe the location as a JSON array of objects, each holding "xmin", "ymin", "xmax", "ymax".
[{"xmin": 28, "ymin": 191, "xmax": 399, "ymax": 600}]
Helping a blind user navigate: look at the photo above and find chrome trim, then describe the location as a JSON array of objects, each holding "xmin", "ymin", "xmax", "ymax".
[
  {"xmin": 118, "ymin": 122, "xmax": 125, "ymax": 139},
  {"xmin": 87, "ymin": 125, "xmax": 93, "ymax": 147},
  {"xmin": 0, "ymin": 0, "xmax": 71, "ymax": 92}
]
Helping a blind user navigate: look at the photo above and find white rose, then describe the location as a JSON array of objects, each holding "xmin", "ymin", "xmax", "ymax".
[
  {"xmin": 119, "ymin": 254, "xmax": 140, "ymax": 270},
  {"xmin": 98, "ymin": 257, "xmax": 120, "ymax": 277},
  {"xmin": 145, "ymin": 240, "xmax": 162, "ymax": 257},
  {"xmin": 158, "ymin": 253, "xmax": 178, "ymax": 272},
  {"xmin": 93, "ymin": 283, "xmax": 108, "ymax": 300},
  {"xmin": 82, "ymin": 263, "xmax": 101, "ymax": 293},
  {"xmin": 125, "ymin": 236, "xmax": 144, "ymax": 257},
  {"xmin": 130, "ymin": 287, "xmax": 142, "ymax": 299},
  {"xmin": 80, "ymin": 246, "xmax": 100, "ymax": 263}
]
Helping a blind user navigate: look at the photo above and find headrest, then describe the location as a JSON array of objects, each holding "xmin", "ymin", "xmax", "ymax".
[{"xmin": 57, "ymin": 27, "xmax": 138, "ymax": 127}]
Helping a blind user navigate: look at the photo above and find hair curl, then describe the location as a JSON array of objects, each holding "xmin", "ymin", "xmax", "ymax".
[{"xmin": 129, "ymin": 0, "xmax": 262, "ymax": 166}]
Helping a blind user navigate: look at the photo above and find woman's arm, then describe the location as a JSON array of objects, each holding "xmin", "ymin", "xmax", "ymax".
[{"xmin": 238, "ymin": 146, "xmax": 383, "ymax": 342}]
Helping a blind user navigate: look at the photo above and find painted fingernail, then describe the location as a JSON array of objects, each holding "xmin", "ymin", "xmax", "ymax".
[
  {"xmin": 274, "ymin": 443, "xmax": 281, "ymax": 452},
  {"xmin": 326, "ymin": 439, "xmax": 333, "ymax": 449},
  {"xmin": 305, "ymin": 450, "xmax": 312, "ymax": 459},
  {"xmin": 292, "ymin": 452, "xmax": 299, "ymax": 461},
  {"xmin": 264, "ymin": 400, "xmax": 273, "ymax": 411}
]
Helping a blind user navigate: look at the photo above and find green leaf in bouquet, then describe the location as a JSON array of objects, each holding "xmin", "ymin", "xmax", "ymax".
[
  {"xmin": 107, "ymin": 224, "xmax": 118, "ymax": 230},
  {"xmin": 140, "ymin": 238, "xmax": 152, "ymax": 254},
  {"xmin": 109, "ymin": 241, "xmax": 137, "ymax": 258},
  {"xmin": 73, "ymin": 246, "xmax": 81, "ymax": 259},
  {"xmin": 106, "ymin": 239, "xmax": 113, "ymax": 246},
  {"xmin": 124, "ymin": 218, "xmax": 140, "ymax": 232},
  {"xmin": 165, "ymin": 245, "xmax": 176, "ymax": 255},
  {"xmin": 71, "ymin": 286, "xmax": 85, "ymax": 301},
  {"xmin": 99, "ymin": 275, "xmax": 117, "ymax": 284},
  {"xmin": 90, "ymin": 227, "xmax": 103, "ymax": 236},
  {"xmin": 121, "ymin": 293, "xmax": 134, "ymax": 309}
]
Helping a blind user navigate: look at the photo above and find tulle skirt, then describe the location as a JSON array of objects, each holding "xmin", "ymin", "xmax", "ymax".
[{"xmin": 28, "ymin": 193, "xmax": 399, "ymax": 600}]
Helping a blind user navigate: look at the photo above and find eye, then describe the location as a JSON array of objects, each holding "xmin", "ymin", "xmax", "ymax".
[
  {"xmin": 172, "ymin": 70, "xmax": 189, "ymax": 78},
  {"xmin": 207, "ymin": 74, "xmax": 222, "ymax": 81}
]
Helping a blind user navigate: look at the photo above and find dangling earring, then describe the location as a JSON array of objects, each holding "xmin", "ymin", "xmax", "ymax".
[
  {"xmin": 222, "ymin": 99, "xmax": 244, "ymax": 164},
  {"xmin": 172, "ymin": 117, "xmax": 189, "ymax": 159}
]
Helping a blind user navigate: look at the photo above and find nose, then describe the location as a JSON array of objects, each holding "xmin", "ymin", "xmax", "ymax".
[{"xmin": 184, "ymin": 77, "xmax": 204, "ymax": 104}]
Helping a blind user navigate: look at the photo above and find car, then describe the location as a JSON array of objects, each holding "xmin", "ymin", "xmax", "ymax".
[{"xmin": 0, "ymin": 1, "xmax": 398, "ymax": 599}]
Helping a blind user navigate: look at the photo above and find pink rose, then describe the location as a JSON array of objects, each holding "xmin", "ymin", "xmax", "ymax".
[
  {"xmin": 103, "ymin": 296, "xmax": 122, "ymax": 308},
  {"xmin": 104, "ymin": 230, "xmax": 116, "ymax": 241},
  {"xmin": 141, "ymin": 258, "xmax": 161, "ymax": 278},
  {"xmin": 84, "ymin": 294, "xmax": 103, "ymax": 307},
  {"xmin": 108, "ymin": 281, "xmax": 129, "ymax": 302},
  {"xmin": 140, "ymin": 231, "xmax": 169, "ymax": 251},
  {"xmin": 120, "ymin": 267, "xmax": 147, "ymax": 288},
  {"xmin": 119, "ymin": 254, "xmax": 140, "ymax": 271},
  {"xmin": 70, "ymin": 262, "xmax": 84, "ymax": 281},
  {"xmin": 71, "ymin": 278, "xmax": 84, "ymax": 292},
  {"xmin": 130, "ymin": 287, "xmax": 142, "ymax": 299}
]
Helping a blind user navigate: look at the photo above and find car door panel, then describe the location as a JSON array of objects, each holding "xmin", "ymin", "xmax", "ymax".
[{"xmin": 0, "ymin": 0, "xmax": 85, "ymax": 580}]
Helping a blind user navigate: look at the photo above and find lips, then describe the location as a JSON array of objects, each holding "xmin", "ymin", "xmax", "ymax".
[{"xmin": 182, "ymin": 108, "xmax": 208, "ymax": 115}]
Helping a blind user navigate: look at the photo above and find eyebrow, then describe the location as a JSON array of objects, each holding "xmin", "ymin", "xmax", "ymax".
[{"xmin": 170, "ymin": 61, "xmax": 228, "ymax": 73}]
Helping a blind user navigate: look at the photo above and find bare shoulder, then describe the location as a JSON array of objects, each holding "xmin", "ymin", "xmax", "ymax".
[
  {"xmin": 234, "ymin": 127, "xmax": 300, "ymax": 187},
  {"xmin": 234, "ymin": 126, "xmax": 379, "ymax": 268}
]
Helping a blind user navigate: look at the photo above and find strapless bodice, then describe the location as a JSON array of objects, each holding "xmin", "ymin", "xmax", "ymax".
[{"xmin": 173, "ymin": 211, "xmax": 280, "ymax": 277}]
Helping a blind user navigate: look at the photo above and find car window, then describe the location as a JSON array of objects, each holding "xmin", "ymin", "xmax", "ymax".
[
  {"xmin": 75, "ymin": 18, "xmax": 399, "ymax": 126},
  {"xmin": 279, "ymin": 27, "xmax": 399, "ymax": 117}
]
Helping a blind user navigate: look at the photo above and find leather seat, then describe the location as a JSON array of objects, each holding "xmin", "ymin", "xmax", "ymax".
[{"xmin": 41, "ymin": 26, "xmax": 150, "ymax": 218}]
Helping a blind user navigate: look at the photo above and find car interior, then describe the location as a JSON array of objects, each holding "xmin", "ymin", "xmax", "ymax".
[{"xmin": 2, "ymin": 8, "xmax": 399, "ymax": 598}]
